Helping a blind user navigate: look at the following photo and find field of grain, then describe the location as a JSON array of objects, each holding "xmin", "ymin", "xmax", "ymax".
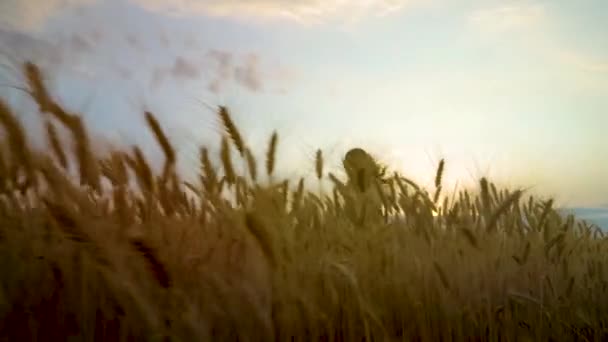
[{"xmin": 0, "ymin": 62, "xmax": 607, "ymax": 341}]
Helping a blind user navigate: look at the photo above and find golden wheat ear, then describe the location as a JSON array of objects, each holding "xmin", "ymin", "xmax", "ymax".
[
  {"xmin": 144, "ymin": 111, "xmax": 176, "ymax": 181},
  {"xmin": 45, "ymin": 120, "xmax": 69, "ymax": 170},
  {"xmin": 315, "ymin": 149, "xmax": 323, "ymax": 180},
  {"xmin": 23, "ymin": 62, "xmax": 101, "ymax": 192},
  {"xmin": 0, "ymin": 99, "xmax": 34, "ymax": 185},
  {"xmin": 218, "ymin": 106, "xmax": 246, "ymax": 157},
  {"xmin": 220, "ymin": 135, "xmax": 236, "ymax": 185},
  {"xmin": 266, "ymin": 131, "xmax": 278, "ymax": 178},
  {"xmin": 245, "ymin": 148, "xmax": 257, "ymax": 182},
  {"xmin": 129, "ymin": 237, "xmax": 171, "ymax": 289},
  {"xmin": 433, "ymin": 159, "xmax": 445, "ymax": 205},
  {"xmin": 199, "ymin": 147, "xmax": 218, "ymax": 195}
]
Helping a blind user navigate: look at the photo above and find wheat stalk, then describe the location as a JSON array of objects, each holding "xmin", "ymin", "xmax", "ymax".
[
  {"xmin": 244, "ymin": 212, "xmax": 277, "ymax": 269},
  {"xmin": 486, "ymin": 189, "xmax": 523, "ymax": 232},
  {"xmin": 315, "ymin": 149, "xmax": 324, "ymax": 180},
  {"xmin": 218, "ymin": 106, "xmax": 245, "ymax": 157},
  {"xmin": 24, "ymin": 62, "xmax": 100, "ymax": 192},
  {"xmin": 266, "ymin": 131, "xmax": 278, "ymax": 177},
  {"xmin": 145, "ymin": 111, "xmax": 176, "ymax": 181},
  {"xmin": 199, "ymin": 147, "xmax": 218, "ymax": 195},
  {"xmin": 292, "ymin": 177, "xmax": 305, "ymax": 211},
  {"xmin": 0, "ymin": 99, "xmax": 34, "ymax": 185},
  {"xmin": 131, "ymin": 146, "xmax": 155, "ymax": 194},
  {"xmin": 45, "ymin": 120, "xmax": 68, "ymax": 169},
  {"xmin": 459, "ymin": 227, "xmax": 480, "ymax": 250},
  {"xmin": 220, "ymin": 135, "xmax": 236, "ymax": 185},
  {"xmin": 130, "ymin": 237, "xmax": 171, "ymax": 288},
  {"xmin": 245, "ymin": 148, "xmax": 257, "ymax": 182}
]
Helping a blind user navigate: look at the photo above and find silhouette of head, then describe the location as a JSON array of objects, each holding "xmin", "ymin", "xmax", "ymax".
[{"xmin": 343, "ymin": 148, "xmax": 379, "ymax": 190}]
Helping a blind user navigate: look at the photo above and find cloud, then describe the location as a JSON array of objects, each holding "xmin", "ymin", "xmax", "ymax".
[
  {"xmin": 171, "ymin": 56, "xmax": 201, "ymax": 79},
  {"xmin": 137, "ymin": 0, "xmax": 418, "ymax": 23},
  {"xmin": 466, "ymin": 3, "xmax": 608, "ymax": 76},
  {"xmin": 0, "ymin": 28, "xmax": 112, "ymax": 81},
  {"xmin": 468, "ymin": 3, "xmax": 546, "ymax": 33},
  {"xmin": 1, "ymin": 0, "xmax": 418, "ymax": 32},
  {"xmin": 234, "ymin": 54, "xmax": 262, "ymax": 92},
  {"xmin": 1, "ymin": 0, "xmax": 299, "ymax": 94},
  {"xmin": 150, "ymin": 55, "xmax": 203, "ymax": 87},
  {"xmin": 149, "ymin": 51, "xmax": 290, "ymax": 94},
  {"xmin": 70, "ymin": 34, "xmax": 94, "ymax": 52},
  {"xmin": 206, "ymin": 50, "xmax": 233, "ymax": 93},
  {"xmin": 126, "ymin": 34, "xmax": 141, "ymax": 50},
  {"xmin": 1, "ymin": 25, "xmax": 295, "ymax": 96},
  {"xmin": 559, "ymin": 50, "xmax": 608, "ymax": 73},
  {"xmin": 151, "ymin": 69, "xmax": 168, "ymax": 88},
  {"xmin": 0, "ymin": 28, "xmax": 64, "ymax": 70},
  {"xmin": 212, "ymin": 52, "xmax": 296, "ymax": 94},
  {"xmin": 115, "ymin": 65, "xmax": 133, "ymax": 80},
  {"xmin": 0, "ymin": 0, "xmax": 95, "ymax": 32},
  {"xmin": 268, "ymin": 65, "xmax": 298, "ymax": 94}
]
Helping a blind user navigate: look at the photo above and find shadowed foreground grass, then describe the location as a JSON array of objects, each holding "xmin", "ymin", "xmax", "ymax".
[{"xmin": 0, "ymin": 62, "xmax": 607, "ymax": 341}]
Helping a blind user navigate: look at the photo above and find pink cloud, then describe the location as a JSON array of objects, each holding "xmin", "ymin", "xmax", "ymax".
[{"xmin": 0, "ymin": 0, "xmax": 419, "ymax": 32}]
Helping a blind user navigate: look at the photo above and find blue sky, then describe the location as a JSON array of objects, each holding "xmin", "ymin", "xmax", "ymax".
[{"xmin": 0, "ymin": 0, "xmax": 607, "ymax": 208}]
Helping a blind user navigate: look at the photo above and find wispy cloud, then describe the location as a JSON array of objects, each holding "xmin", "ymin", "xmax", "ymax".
[
  {"xmin": 135, "ymin": 0, "xmax": 417, "ymax": 23},
  {"xmin": 468, "ymin": 3, "xmax": 546, "ymax": 33},
  {"xmin": 150, "ymin": 55, "xmax": 205, "ymax": 88},
  {"xmin": 206, "ymin": 50, "xmax": 297, "ymax": 94},
  {"xmin": 171, "ymin": 56, "xmax": 201, "ymax": 79},
  {"xmin": 0, "ymin": 0, "xmax": 419, "ymax": 32},
  {"xmin": 1, "ymin": 0, "xmax": 299, "ymax": 96},
  {"xmin": 234, "ymin": 54, "xmax": 262, "ymax": 92},
  {"xmin": 559, "ymin": 50, "xmax": 608, "ymax": 73},
  {"xmin": 467, "ymin": 3, "xmax": 608, "ymax": 76},
  {"xmin": 69, "ymin": 34, "xmax": 94, "ymax": 53},
  {"xmin": 0, "ymin": 0, "xmax": 95, "ymax": 31},
  {"xmin": 206, "ymin": 50, "xmax": 232, "ymax": 93},
  {"xmin": 148, "ymin": 50, "xmax": 295, "ymax": 94},
  {"xmin": 0, "ymin": 28, "xmax": 65, "ymax": 72}
]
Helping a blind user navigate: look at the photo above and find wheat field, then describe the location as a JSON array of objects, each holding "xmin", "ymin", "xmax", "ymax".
[{"xmin": 0, "ymin": 62, "xmax": 607, "ymax": 341}]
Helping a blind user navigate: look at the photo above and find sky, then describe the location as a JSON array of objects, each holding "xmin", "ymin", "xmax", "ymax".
[{"xmin": 0, "ymin": 0, "xmax": 607, "ymax": 210}]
